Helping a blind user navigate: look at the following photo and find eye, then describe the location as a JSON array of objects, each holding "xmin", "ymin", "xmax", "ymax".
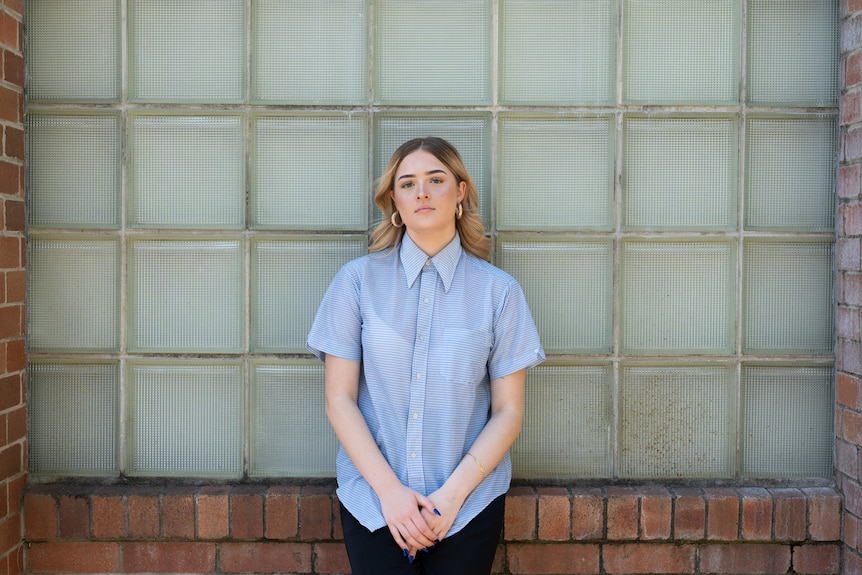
[
  {"xmin": 399, "ymin": 181, "xmax": 414, "ymax": 189},
  {"xmin": 430, "ymin": 177, "xmax": 444, "ymax": 184}
]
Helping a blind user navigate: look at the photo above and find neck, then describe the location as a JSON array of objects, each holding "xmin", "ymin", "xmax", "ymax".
[{"xmin": 405, "ymin": 228, "xmax": 456, "ymax": 258}]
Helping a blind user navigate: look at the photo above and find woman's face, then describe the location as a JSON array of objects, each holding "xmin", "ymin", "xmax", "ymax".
[{"xmin": 391, "ymin": 149, "xmax": 466, "ymax": 239}]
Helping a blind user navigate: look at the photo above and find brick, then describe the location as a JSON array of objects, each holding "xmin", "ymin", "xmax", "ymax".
[
  {"xmin": 265, "ymin": 485, "xmax": 299, "ymax": 539},
  {"xmin": 672, "ymin": 488, "xmax": 705, "ymax": 540},
  {"xmin": 507, "ymin": 543, "xmax": 599, "ymax": 574},
  {"xmin": 220, "ymin": 542, "xmax": 311, "ymax": 573},
  {"xmin": 846, "ymin": 14, "xmax": 862, "ymax": 54},
  {"xmin": 793, "ymin": 544, "xmax": 841, "ymax": 574},
  {"xmin": 606, "ymin": 487, "xmax": 638, "ymax": 541},
  {"xmin": 28, "ymin": 542, "xmax": 119, "ymax": 573},
  {"xmin": 803, "ymin": 487, "xmax": 842, "ymax": 541},
  {"xmin": 5, "ymin": 338, "xmax": 23, "ymax": 371},
  {"xmin": 739, "ymin": 488, "xmax": 772, "ymax": 541},
  {"xmin": 505, "ymin": 487, "xmax": 536, "ymax": 541},
  {"xmin": 705, "ymin": 488, "xmax": 738, "ymax": 541},
  {"xmin": 842, "ymin": 164, "xmax": 862, "ymax": 200},
  {"xmin": 846, "ymin": 90, "xmax": 862, "ymax": 125},
  {"xmin": 0, "ymin": 236, "xmax": 19, "ymax": 268},
  {"xmin": 299, "ymin": 486, "xmax": 332, "ymax": 540},
  {"xmin": 58, "ymin": 494, "xmax": 89, "ymax": 539},
  {"xmin": 4, "ymin": 125, "xmax": 23, "ymax": 160},
  {"xmin": 537, "ymin": 488, "xmax": 569, "ymax": 541},
  {"xmin": 771, "ymin": 488, "xmax": 807, "ymax": 541},
  {"xmin": 849, "ymin": 52, "xmax": 862, "ymax": 88},
  {"xmin": 840, "ymin": 238, "xmax": 862, "ymax": 272},
  {"xmin": 162, "ymin": 489, "xmax": 195, "ymax": 539},
  {"xmin": 846, "ymin": 511, "xmax": 859, "ymax": 550},
  {"xmin": 5, "ymin": 269, "xmax": 24, "ymax": 304},
  {"xmin": 123, "ymin": 542, "xmax": 216, "ymax": 573},
  {"xmin": 231, "ymin": 489, "xmax": 263, "ymax": 540},
  {"xmin": 313, "ymin": 541, "xmax": 350, "ymax": 574},
  {"xmin": 0, "ymin": 443, "xmax": 21, "ymax": 479},
  {"xmin": 23, "ymin": 491, "xmax": 56, "ymax": 539},
  {"xmin": 127, "ymin": 493, "xmax": 159, "ymax": 539},
  {"xmin": 604, "ymin": 542, "xmax": 696, "ymax": 574},
  {"xmin": 571, "ymin": 488, "xmax": 603, "ymax": 540},
  {"xmin": 3, "ymin": 50, "xmax": 22, "ymax": 88},
  {"xmin": 196, "ymin": 486, "xmax": 229, "ymax": 539},
  {"xmin": 639, "ymin": 486, "xmax": 671, "ymax": 540},
  {"xmin": 847, "ymin": 549, "xmax": 862, "ymax": 575},
  {"xmin": 0, "ymin": 305, "xmax": 21, "ymax": 338},
  {"xmin": 91, "ymin": 490, "xmax": 125, "ymax": 539},
  {"xmin": 840, "ymin": 373, "xmax": 862, "ymax": 411},
  {"xmin": 0, "ymin": 374, "xmax": 20, "ymax": 411},
  {"xmin": 0, "ymin": 513, "xmax": 19, "ymax": 556},
  {"xmin": 700, "ymin": 543, "xmax": 791, "ymax": 574}
]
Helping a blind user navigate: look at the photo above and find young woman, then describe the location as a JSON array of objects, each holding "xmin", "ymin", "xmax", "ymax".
[{"xmin": 307, "ymin": 137, "xmax": 544, "ymax": 574}]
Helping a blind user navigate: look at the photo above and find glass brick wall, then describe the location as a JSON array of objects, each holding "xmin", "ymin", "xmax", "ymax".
[{"xmin": 25, "ymin": 0, "xmax": 839, "ymax": 480}]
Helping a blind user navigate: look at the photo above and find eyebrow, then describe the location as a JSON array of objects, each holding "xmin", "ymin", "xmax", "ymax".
[{"xmin": 397, "ymin": 169, "xmax": 447, "ymax": 181}]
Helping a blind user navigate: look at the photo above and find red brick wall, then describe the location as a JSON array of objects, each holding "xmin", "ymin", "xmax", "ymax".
[
  {"xmin": 0, "ymin": 0, "xmax": 24, "ymax": 573},
  {"xmin": 843, "ymin": 2, "xmax": 862, "ymax": 575},
  {"xmin": 22, "ymin": 484, "xmax": 842, "ymax": 575}
]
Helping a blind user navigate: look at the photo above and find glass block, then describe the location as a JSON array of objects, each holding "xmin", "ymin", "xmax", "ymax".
[
  {"xmin": 500, "ymin": 0, "xmax": 616, "ymax": 105},
  {"xmin": 375, "ymin": 114, "xmax": 491, "ymax": 225},
  {"xmin": 747, "ymin": 0, "xmax": 839, "ymax": 107},
  {"xmin": 28, "ymin": 362, "xmax": 119, "ymax": 476},
  {"xmin": 621, "ymin": 240, "xmax": 736, "ymax": 355},
  {"xmin": 623, "ymin": 0, "xmax": 740, "ymax": 104},
  {"xmin": 623, "ymin": 116, "xmax": 738, "ymax": 231},
  {"xmin": 128, "ymin": 238, "xmax": 244, "ymax": 353},
  {"xmin": 375, "ymin": 0, "xmax": 491, "ymax": 104},
  {"xmin": 741, "ymin": 364, "xmax": 833, "ymax": 478},
  {"xmin": 26, "ymin": 114, "xmax": 121, "ymax": 229},
  {"xmin": 251, "ymin": 236, "xmax": 367, "ymax": 353},
  {"xmin": 129, "ymin": 0, "xmax": 245, "ymax": 103},
  {"xmin": 743, "ymin": 240, "xmax": 834, "ymax": 355},
  {"xmin": 28, "ymin": 236, "xmax": 120, "ymax": 353},
  {"xmin": 499, "ymin": 238, "xmax": 613, "ymax": 354},
  {"xmin": 128, "ymin": 361, "xmax": 243, "ymax": 477},
  {"xmin": 498, "ymin": 115, "xmax": 614, "ymax": 231},
  {"xmin": 250, "ymin": 361, "xmax": 338, "ymax": 477},
  {"xmin": 25, "ymin": 0, "xmax": 120, "ymax": 102},
  {"xmin": 252, "ymin": 0, "xmax": 368, "ymax": 104},
  {"xmin": 618, "ymin": 363, "xmax": 735, "ymax": 478},
  {"xmin": 512, "ymin": 363, "xmax": 612, "ymax": 479},
  {"xmin": 129, "ymin": 114, "xmax": 245, "ymax": 229},
  {"xmin": 251, "ymin": 115, "xmax": 368, "ymax": 230},
  {"xmin": 745, "ymin": 117, "xmax": 837, "ymax": 232}
]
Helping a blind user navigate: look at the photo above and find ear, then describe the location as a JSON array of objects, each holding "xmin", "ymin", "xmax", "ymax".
[{"xmin": 458, "ymin": 181, "xmax": 467, "ymax": 203}]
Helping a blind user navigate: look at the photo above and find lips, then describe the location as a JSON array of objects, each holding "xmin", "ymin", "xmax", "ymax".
[{"xmin": 415, "ymin": 205, "xmax": 434, "ymax": 214}]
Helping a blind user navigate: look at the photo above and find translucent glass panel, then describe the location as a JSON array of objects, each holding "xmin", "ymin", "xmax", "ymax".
[
  {"xmin": 623, "ymin": 117, "xmax": 738, "ymax": 231},
  {"xmin": 25, "ymin": 0, "xmax": 120, "ymax": 102},
  {"xmin": 498, "ymin": 115, "xmax": 614, "ymax": 231},
  {"xmin": 128, "ymin": 115, "xmax": 245, "ymax": 229},
  {"xmin": 26, "ymin": 114, "xmax": 121, "ymax": 229},
  {"xmin": 623, "ymin": 0, "xmax": 740, "ymax": 104},
  {"xmin": 128, "ymin": 362, "xmax": 243, "ymax": 477},
  {"xmin": 619, "ymin": 363, "xmax": 735, "ymax": 478},
  {"xmin": 252, "ymin": 0, "xmax": 367, "ymax": 104},
  {"xmin": 28, "ymin": 237, "xmax": 120, "ymax": 353},
  {"xmin": 741, "ymin": 364, "xmax": 833, "ymax": 478},
  {"xmin": 375, "ymin": 114, "xmax": 491, "ymax": 224},
  {"xmin": 743, "ymin": 240, "xmax": 834, "ymax": 355},
  {"xmin": 375, "ymin": 0, "xmax": 491, "ymax": 105},
  {"xmin": 499, "ymin": 238, "xmax": 613, "ymax": 354},
  {"xmin": 128, "ymin": 238, "xmax": 244, "ymax": 353},
  {"xmin": 250, "ymin": 361, "xmax": 338, "ymax": 477},
  {"xmin": 621, "ymin": 241, "xmax": 736, "ymax": 355},
  {"xmin": 747, "ymin": 0, "xmax": 839, "ymax": 107},
  {"xmin": 513, "ymin": 363, "xmax": 612, "ymax": 479},
  {"xmin": 499, "ymin": 0, "xmax": 616, "ymax": 105},
  {"xmin": 251, "ymin": 115, "xmax": 368, "ymax": 230},
  {"xmin": 28, "ymin": 362, "xmax": 119, "ymax": 476},
  {"xmin": 129, "ymin": 0, "xmax": 245, "ymax": 103},
  {"xmin": 251, "ymin": 236, "xmax": 367, "ymax": 353},
  {"xmin": 746, "ymin": 117, "xmax": 837, "ymax": 232}
]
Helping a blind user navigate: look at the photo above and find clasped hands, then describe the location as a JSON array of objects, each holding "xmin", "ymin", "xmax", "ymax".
[{"xmin": 380, "ymin": 484, "xmax": 458, "ymax": 564}]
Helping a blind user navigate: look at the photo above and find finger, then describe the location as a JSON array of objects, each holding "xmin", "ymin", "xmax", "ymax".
[{"xmin": 387, "ymin": 525, "xmax": 409, "ymax": 557}]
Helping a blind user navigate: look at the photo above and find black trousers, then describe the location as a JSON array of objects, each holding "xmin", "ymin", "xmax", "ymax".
[{"xmin": 339, "ymin": 494, "xmax": 505, "ymax": 575}]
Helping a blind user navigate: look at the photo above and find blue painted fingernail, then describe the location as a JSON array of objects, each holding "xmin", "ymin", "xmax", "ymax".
[
  {"xmin": 421, "ymin": 547, "xmax": 428, "ymax": 553},
  {"xmin": 403, "ymin": 548, "xmax": 408, "ymax": 557},
  {"xmin": 433, "ymin": 508, "xmax": 441, "ymax": 516},
  {"xmin": 434, "ymin": 539, "xmax": 440, "ymax": 544},
  {"xmin": 408, "ymin": 554, "xmax": 415, "ymax": 564}
]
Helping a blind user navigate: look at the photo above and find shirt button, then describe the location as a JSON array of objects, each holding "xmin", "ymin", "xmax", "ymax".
[
  {"xmin": 413, "ymin": 412, "xmax": 419, "ymax": 419},
  {"xmin": 423, "ymin": 297, "xmax": 430, "ymax": 303},
  {"xmin": 411, "ymin": 452, "xmax": 417, "ymax": 459},
  {"xmin": 415, "ymin": 373, "xmax": 422, "ymax": 380}
]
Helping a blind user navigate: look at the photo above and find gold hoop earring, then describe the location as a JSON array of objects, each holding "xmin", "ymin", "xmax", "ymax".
[
  {"xmin": 456, "ymin": 203, "xmax": 463, "ymax": 220},
  {"xmin": 391, "ymin": 212, "xmax": 403, "ymax": 227}
]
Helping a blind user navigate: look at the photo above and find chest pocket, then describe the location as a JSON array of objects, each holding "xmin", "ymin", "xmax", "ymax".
[{"xmin": 437, "ymin": 326, "xmax": 493, "ymax": 384}]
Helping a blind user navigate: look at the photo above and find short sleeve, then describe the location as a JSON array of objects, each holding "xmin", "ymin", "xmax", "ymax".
[
  {"xmin": 306, "ymin": 262, "xmax": 363, "ymax": 362},
  {"xmin": 488, "ymin": 279, "xmax": 545, "ymax": 380}
]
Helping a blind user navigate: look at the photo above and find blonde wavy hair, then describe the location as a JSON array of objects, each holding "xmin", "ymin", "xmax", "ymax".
[{"xmin": 369, "ymin": 137, "xmax": 490, "ymax": 261}]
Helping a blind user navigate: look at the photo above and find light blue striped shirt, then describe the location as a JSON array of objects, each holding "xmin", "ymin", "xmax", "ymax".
[{"xmin": 307, "ymin": 233, "xmax": 545, "ymax": 535}]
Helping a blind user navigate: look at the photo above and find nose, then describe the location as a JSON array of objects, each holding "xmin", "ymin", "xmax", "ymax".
[{"xmin": 416, "ymin": 181, "xmax": 430, "ymax": 199}]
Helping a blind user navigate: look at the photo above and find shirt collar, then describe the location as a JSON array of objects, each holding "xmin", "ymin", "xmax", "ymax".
[{"xmin": 400, "ymin": 232, "xmax": 462, "ymax": 292}]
